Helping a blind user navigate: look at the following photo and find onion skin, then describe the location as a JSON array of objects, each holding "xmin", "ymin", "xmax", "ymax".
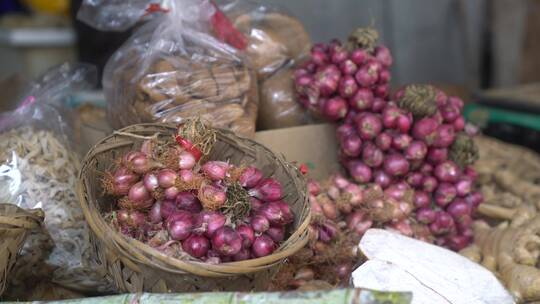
[
  {"xmin": 249, "ymin": 178, "xmax": 283, "ymax": 202},
  {"xmin": 128, "ymin": 181, "xmax": 151, "ymax": 203},
  {"xmin": 233, "ymin": 248, "xmax": 251, "ymax": 261},
  {"xmin": 405, "ymin": 141, "xmax": 427, "ymax": 161},
  {"xmin": 434, "ymin": 161, "xmax": 461, "ymax": 183},
  {"xmin": 193, "ymin": 211, "xmax": 226, "ymax": 238},
  {"xmin": 375, "ymin": 132, "xmax": 393, "ymax": 151},
  {"xmin": 434, "ymin": 183, "xmax": 457, "ymax": 207},
  {"xmin": 348, "ymin": 160, "xmax": 372, "ymax": 183},
  {"xmin": 350, "ymin": 48, "xmax": 368, "ymax": 65},
  {"xmin": 420, "ymin": 163, "xmax": 433, "ymax": 175},
  {"xmin": 373, "ymin": 170, "xmax": 392, "ymax": 189},
  {"xmin": 383, "ymin": 154, "xmax": 410, "ymax": 177},
  {"xmin": 465, "ymin": 191, "xmax": 483, "ymax": 208},
  {"xmin": 455, "ymin": 177, "xmax": 472, "ymax": 197},
  {"xmin": 250, "ymin": 197, "xmax": 264, "ymax": 212},
  {"xmin": 182, "ymin": 235, "xmax": 210, "ymax": 258},
  {"xmin": 430, "ymin": 211, "xmax": 455, "ymax": 235},
  {"xmin": 433, "ymin": 124, "xmax": 455, "ymax": 148},
  {"xmin": 356, "ymin": 113, "xmax": 383, "ymax": 140},
  {"xmin": 427, "ymin": 148, "xmax": 448, "ymax": 164},
  {"xmin": 413, "ymin": 191, "xmax": 431, "ymax": 209},
  {"xmin": 143, "ymin": 172, "xmax": 159, "ymax": 192},
  {"xmin": 252, "ymin": 235, "xmax": 276, "ymax": 258},
  {"xmin": 341, "ymin": 134, "xmax": 363, "ymax": 157},
  {"xmin": 422, "ymin": 175, "xmax": 438, "ymax": 193},
  {"xmin": 382, "ymin": 106, "xmax": 401, "ymax": 129},
  {"xmin": 322, "ymin": 97, "xmax": 348, "ymax": 121},
  {"xmin": 339, "ymin": 75, "xmax": 359, "ymax": 98},
  {"xmin": 321, "ymin": 200, "xmax": 338, "ymax": 220},
  {"xmin": 350, "ymin": 88, "xmax": 374, "ymax": 111},
  {"xmin": 236, "ymin": 224, "xmax": 255, "ymax": 248},
  {"xmin": 198, "ymin": 184, "xmax": 227, "ymax": 209},
  {"xmin": 212, "ymin": 227, "xmax": 242, "ymax": 256},
  {"xmin": 178, "ymin": 169, "xmax": 195, "ymax": 184},
  {"xmin": 441, "ymin": 104, "xmax": 460, "ymax": 123},
  {"xmin": 396, "ymin": 114, "xmax": 412, "ymax": 133},
  {"xmin": 167, "ymin": 211, "xmax": 194, "ymax": 241},
  {"xmin": 109, "ymin": 167, "xmax": 139, "ymax": 196},
  {"xmin": 392, "ymin": 134, "xmax": 412, "ymax": 151},
  {"xmin": 251, "ymin": 215, "xmax": 270, "ymax": 233},
  {"xmin": 258, "ymin": 201, "xmax": 294, "ymax": 226},
  {"xmin": 202, "ymin": 161, "xmax": 230, "ymax": 181},
  {"xmin": 267, "ymin": 226, "xmax": 285, "ymax": 242},
  {"xmin": 332, "ymin": 174, "xmax": 350, "ymax": 190},
  {"xmin": 176, "ymin": 192, "xmax": 202, "ymax": 213},
  {"xmin": 416, "ymin": 207, "xmax": 436, "ymax": 224},
  {"xmin": 344, "ymin": 184, "xmax": 363, "ymax": 207},
  {"xmin": 362, "ymin": 142, "xmax": 384, "ymax": 168},
  {"xmin": 160, "ymin": 200, "xmax": 177, "ymax": 219},
  {"xmin": 412, "ymin": 118, "xmax": 439, "ymax": 146},
  {"xmin": 318, "ymin": 221, "xmax": 338, "ymax": 243},
  {"xmin": 117, "ymin": 209, "xmax": 146, "ymax": 228},
  {"xmin": 340, "ymin": 59, "xmax": 358, "ymax": 75},
  {"xmin": 375, "ymin": 45, "xmax": 393, "ymax": 67},
  {"xmin": 447, "ymin": 199, "xmax": 471, "ymax": 221},
  {"xmin": 157, "ymin": 169, "xmax": 177, "ymax": 188},
  {"xmin": 239, "ymin": 167, "xmax": 263, "ymax": 189},
  {"xmin": 406, "ymin": 172, "xmax": 423, "ymax": 188},
  {"xmin": 164, "ymin": 186, "xmax": 180, "ymax": 200},
  {"xmin": 149, "ymin": 201, "xmax": 162, "ymax": 223},
  {"xmin": 372, "ymin": 98, "xmax": 387, "ymax": 112}
]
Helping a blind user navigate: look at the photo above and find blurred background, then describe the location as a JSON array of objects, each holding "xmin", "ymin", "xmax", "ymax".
[{"xmin": 1, "ymin": 0, "xmax": 540, "ymax": 148}]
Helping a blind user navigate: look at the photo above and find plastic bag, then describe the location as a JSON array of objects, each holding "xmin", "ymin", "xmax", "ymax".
[
  {"xmin": 217, "ymin": 0, "xmax": 311, "ymax": 79},
  {"xmin": 258, "ymin": 62, "xmax": 313, "ymax": 130},
  {"xmin": 79, "ymin": 0, "xmax": 258, "ymax": 138},
  {"xmin": 0, "ymin": 63, "xmax": 111, "ymax": 293}
]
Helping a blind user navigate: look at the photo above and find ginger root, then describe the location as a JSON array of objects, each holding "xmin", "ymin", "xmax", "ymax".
[{"xmin": 461, "ymin": 217, "xmax": 540, "ymax": 302}]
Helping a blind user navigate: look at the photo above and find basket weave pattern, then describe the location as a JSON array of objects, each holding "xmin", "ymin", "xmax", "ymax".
[
  {"xmin": 0, "ymin": 204, "xmax": 43, "ymax": 295},
  {"xmin": 77, "ymin": 123, "xmax": 310, "ymax": 292}
]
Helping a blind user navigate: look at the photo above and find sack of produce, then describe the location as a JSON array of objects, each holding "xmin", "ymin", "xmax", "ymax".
[
  {"xmin": 217, "ymin": 0, "xmax": 313, "ymax": 130},
  {"xmin": 258, "ymin": 62, "xmax": 319, "ymax": 130},
  {"xmin": 0, "ymin": 204, "xmax": 43, "ymax": 296},
  {"xmin": 77, "ymin": 120, "xmax": 310, "ymax": 292},
  {"xmin": 0, "ymin": 63, "xmax": 111, "ymax": 294},
  {"xmin": 218, "ymin": 0, "xmax": 311, "ymax": 79},
  {"xmin": 78, "ymin": 0, "xmax": 258, "ymax": 138}
]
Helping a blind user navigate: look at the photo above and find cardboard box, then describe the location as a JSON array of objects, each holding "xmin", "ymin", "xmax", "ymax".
[{"xmin": 254, "ymin": 124, "xmax": 339, "ymax": 180}]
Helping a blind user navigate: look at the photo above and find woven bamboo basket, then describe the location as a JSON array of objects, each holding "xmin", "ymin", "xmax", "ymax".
[
  {"xmin": 0, "ymin": 204, "xmax": 43, "ymax": 295},
  {"xmin": 77, "ymin": 123, "xmax": 310, "ymax": 293}
]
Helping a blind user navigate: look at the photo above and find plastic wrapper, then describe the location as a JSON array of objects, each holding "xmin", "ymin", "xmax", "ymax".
[
  {"xmin": 258, "ymin": 62, "xmax": 315, "ymax": 130},
  {"xmin": 79, "ymin": 0, "xmax": 258, "ymax": 138},
  {"xmin": 0, "ymin": 63, "xmax": 110, "ymax": 293},
  {"xmin": 218, "ymin": 0, "xmax": 311, "ymax": 79}
]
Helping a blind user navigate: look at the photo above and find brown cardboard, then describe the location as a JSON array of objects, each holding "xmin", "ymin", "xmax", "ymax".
[{"xmin": 254, "ymin": 123, "xmax": 340, "ymax": 180}]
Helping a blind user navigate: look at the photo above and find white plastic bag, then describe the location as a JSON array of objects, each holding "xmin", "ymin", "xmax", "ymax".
[{"xmin": 0, "ymin": 63, "xmax": 111, "ymax": 293}]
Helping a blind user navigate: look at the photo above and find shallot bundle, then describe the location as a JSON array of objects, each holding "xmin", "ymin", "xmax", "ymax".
[
  {"xmin": 275, "ymin": 173, "xmax": 430, "ymax": 290},
  {"xmin": 337, "ymin": 85, "xmax": 481, "ymax": 250},
  {"xmin": 295, "ymin": 25, "xmax": 482, "ymax": 250},
  {"xmin": 294, "ymin": 27, "xmax": 391, "ymax": 121},
  {"xmin": 102, "ymin": 123, "xmax": 294, "ymax": 263}
]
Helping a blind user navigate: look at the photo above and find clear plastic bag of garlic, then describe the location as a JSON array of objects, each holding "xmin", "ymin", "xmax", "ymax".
[{"xmin": 0, "ymin": 63, "xmax": 112, "ymax": 293}]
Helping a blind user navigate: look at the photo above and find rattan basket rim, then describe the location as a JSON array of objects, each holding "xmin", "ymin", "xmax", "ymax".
[{"xmin": 77, "ymin": 123, "xmax": 310, "ymax": 278}]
